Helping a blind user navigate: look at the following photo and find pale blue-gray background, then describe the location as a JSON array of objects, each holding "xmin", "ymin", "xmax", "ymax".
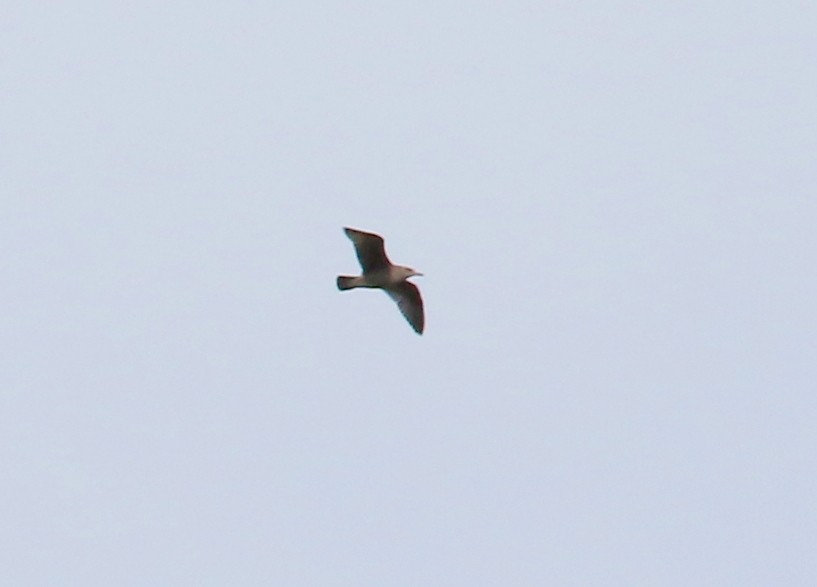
[{"xmin": 2, "ymin": 2, "xmax": 815, "ymax": 585}]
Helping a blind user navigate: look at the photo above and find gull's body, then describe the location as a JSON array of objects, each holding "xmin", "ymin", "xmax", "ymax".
[{"xmin": 337, "ymin": 227, "xmax": 425, "ymax": 334}]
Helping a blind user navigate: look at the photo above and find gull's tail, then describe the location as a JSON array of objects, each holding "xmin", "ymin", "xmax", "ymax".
[{"xmin": 337, "ymin": 276, "xmax": 358, "ymax": 291}]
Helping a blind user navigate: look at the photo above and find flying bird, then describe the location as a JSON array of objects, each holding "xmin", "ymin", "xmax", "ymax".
[{"xmin": 337, "ymin": 227, "xmax": 425, "ymax": 334}]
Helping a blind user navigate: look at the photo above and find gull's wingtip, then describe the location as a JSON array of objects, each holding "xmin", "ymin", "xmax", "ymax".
[{"xmin": 342, "ymin": 227, "xmax": 357, "ymax": 239}]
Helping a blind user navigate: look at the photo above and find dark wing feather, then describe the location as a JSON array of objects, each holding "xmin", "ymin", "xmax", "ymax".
[
  {"xmin": 344, "ymin": 227, "xmax": 391, "ymax": 272},
  {"xmin": 385, "ymin": 281, "xmax": 424, "ymax": 334}
]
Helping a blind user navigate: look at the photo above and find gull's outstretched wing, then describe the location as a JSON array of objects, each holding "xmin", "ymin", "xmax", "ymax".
[
  {"xmin": 344, "ymin": 227, "xmax": 391, "ymax": 273},
  {"xmin": 385, "ymin": 281, "xmax": 424, "ymax": 334}
]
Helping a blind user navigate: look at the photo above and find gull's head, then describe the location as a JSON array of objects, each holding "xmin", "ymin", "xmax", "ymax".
[{"xmin": 396, "ymin": 266, "xmax": 423, "ymax": 280}]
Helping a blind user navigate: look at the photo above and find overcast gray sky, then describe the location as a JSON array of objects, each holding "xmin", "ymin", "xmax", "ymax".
[{"xmin": 2, "ymin": 2, "xmax": 816, "ymax": 585}]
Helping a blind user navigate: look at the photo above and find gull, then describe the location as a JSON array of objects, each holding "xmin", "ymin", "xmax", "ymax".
[{"xmin": 337, "ymin": 227, "xmax": 425, "ymax": 334}]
